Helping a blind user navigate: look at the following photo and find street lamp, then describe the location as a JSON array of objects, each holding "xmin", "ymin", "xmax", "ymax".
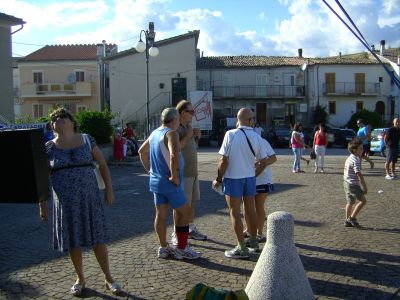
[{"xmin": 136, "ymin": 22, "xmax": 159, "ymax": 137}]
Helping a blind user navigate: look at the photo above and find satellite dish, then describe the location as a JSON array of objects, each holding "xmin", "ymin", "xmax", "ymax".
[
  {"xmin": 67, "ymin": 73, "xmax": 76, "ymax": 84},
  {"xmin": 301, "ymin": 63, "xmax": 307, "ymax": 71}
]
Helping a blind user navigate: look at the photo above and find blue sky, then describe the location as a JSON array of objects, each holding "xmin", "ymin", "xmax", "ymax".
[{"xmin": 2, "ymin": 0, "xmax": 399, "ymax": 58}]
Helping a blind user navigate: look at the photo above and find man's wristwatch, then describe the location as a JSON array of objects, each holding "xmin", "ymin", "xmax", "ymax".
[{"xmin": 215, "ymin": 177, "xmax": 222, "ymax": 183}]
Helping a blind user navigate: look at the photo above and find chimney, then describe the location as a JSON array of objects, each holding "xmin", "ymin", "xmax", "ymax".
[
  {"xmin": 371, "ymin": 45, "xmax": 375, "ymax": 51},
  {"xmin": 380, "ymin": 40, "xmax": 385, "ymax": 55},
  {"xmin": 339, "ymin": 52, "xmax": 342, "ymax": 58},
  {"xmin": 298, "ymin": 48, "xmax": 303, "ymax": 58}
]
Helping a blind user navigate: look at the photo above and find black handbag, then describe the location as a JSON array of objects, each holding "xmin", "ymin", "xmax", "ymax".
[{"xmin": 310, "ymin": 149, "xmax": 316, "ymax": 160}]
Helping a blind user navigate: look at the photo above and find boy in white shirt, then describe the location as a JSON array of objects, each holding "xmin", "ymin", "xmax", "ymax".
[{"xmin": 343, "ymin": 138, "xmax": 368, "ymax": 227}]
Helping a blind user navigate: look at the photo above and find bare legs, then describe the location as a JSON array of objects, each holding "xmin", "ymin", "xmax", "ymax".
[
  {"xmin": 345, "ymin": 195, "xmax": 366, "ymax": 220},
  {"xmin": 69, "ymin": 243, "xmax": 115, "ymax": 286},
  {"xmin": 244, "ymin": 193, "xmax": 267, "ymax": 236},
  {"xmin": 225, "ymin": 195, "xmax": 257, "ymax": 244}
]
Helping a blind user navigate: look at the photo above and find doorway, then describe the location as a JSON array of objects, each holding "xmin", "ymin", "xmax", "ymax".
[
  {"xmin": 285, "ymin": 103, "xmax": 296, "ymax": 126},
  {"xmin": 256, "ymin": 103, "xmax": 267, "ymax": 127},
  {"xmin": 171, "ymin": 78, "xmax": 187, "ymax": 106}
]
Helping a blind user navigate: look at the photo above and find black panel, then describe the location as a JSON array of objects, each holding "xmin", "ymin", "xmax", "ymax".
[{"xmin": 0, "ymin": 129, "xmax": 49, "ymax": 203}]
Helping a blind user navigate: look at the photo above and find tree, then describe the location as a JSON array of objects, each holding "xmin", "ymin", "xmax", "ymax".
[
  {"xmin": 75, "ymin": 110, "xmax": 115, "ymax": 145},
  {"xmin": 346, "ymin": 109, "xmax": 383, "ymax": 132},
  {"xmin": 313, "ymin": 105, "xmax": 329, "ymax": 125}
]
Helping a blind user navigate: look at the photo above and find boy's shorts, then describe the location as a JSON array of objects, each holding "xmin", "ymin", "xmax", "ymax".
[
  {"xmin": 223, "ymin": 177, "xmax": 256, "ymax": 198},
  {"xmin": 256, "ymin": 184, "xmax": 274, "ymax": 194},
  {"xmin": 153, "ymin": 190, "xmax": 187, "ymax": 209},
  {"xmin": 343, "ymin": 181, "xmax": 363, "ymax": 204}
]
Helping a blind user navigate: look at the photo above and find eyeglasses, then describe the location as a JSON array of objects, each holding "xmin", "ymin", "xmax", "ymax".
[
  {"xmin": 184, "ymin": 109, "xmax": 195, "ymax": 115},
  {"xmin": 51, "ymin": 113, "xmax": 70, "ymax": 122}
]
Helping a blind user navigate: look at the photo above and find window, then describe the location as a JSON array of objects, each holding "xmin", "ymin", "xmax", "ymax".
[
  {"xmin": 328, "ymin": 101, "xmax": 336, "ymax": 115},
  {"xmin": 77, "ymin": 105, "xmax": 87, "ymax": 113},
  {"xmin": 33, "ymin": 71, "xmax": 43, "ymax": 84},
  {"xmin": 75, "ymin": 70, "xmax": 85, "ymax": 82},
  {"xmin": 33, "ymin": 104, "xmax": 44, "ymax": 119},
  {"xmin": 356, "ymin": 101, "xmax": 363, "ymax": 112},
  {"xmin": 223, "ymin": 107, "xmax": 232, "ymax": 116}
]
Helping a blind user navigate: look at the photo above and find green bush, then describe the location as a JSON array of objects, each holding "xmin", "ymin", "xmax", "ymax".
[
  {"xmin": 75, "ymin": 110, "xmax": 114, "ymax": 145},
  {"xmin": 312, "ymin": 105, "xmax": 329, "ymax": 125},
  {"xmin": 346, "ymin": 109, "xmax": 383, "ymax": 131}
]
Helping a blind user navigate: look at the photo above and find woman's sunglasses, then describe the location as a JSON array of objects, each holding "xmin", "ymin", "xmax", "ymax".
[{"xmin": 51, "ymin": 113, "xmax": 70, "ymax": 122}]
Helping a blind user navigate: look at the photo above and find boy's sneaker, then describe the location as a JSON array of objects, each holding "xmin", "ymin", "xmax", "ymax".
[
  {"xmin": 189, "ymin": 226, "xmax": 207, "ymax": 240},
  {"xmin": 385, "ymin": 174, "xmax": 394, "ymax": 180},
  {"xmin": 170, "ymin": 232, "xmax": 178, "ymax": 246},
  {"xmin": 224, "ymin": 246, "xmax": 250, "ymax": 259},
  {"xmin": 175, "ymin": 246, "xmax": 201, "ymax": 260},
  {"xmin": 343, "ymin": 220, "xmax": 352, "ymax": 227},
  {"xmin": 347, "ymin": 217, "xmax": 360, "ymax": 227},
  {"xmin": 157, "ymin": 245, "xmax": 183, "ymax": 260},
  {"xmin": 257, "ymin": 233, "xmax": 267, "ymax": 243},
  {"xmin": 245, "ymin": 238, "xmax": 260, "ymax": 253}
]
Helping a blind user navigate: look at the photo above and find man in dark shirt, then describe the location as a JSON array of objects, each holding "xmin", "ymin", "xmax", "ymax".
[{"xmin": 384, "ymin": 118, "xmax": 399, "ymax": 179}]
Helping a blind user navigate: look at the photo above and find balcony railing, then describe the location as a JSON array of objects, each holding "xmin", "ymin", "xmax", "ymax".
[
  {"xmin": 322, "ymin": 82, "xmax": 380, "ymax": 96},
  {"xmin": 198, "ymin": 84, "xmax": 305, "ymax": 98},
  {"xmin": 20, "ymin": 82, "xmax": 93, "ymax": 97}
]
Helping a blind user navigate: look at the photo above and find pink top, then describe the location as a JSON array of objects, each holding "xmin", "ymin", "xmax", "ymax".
[{"xmin": 291, "ymin": 131, "xmax": 302, "ymax": 148}]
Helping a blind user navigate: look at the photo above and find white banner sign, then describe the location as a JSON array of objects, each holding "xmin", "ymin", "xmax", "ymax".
[{"xmin": 188, "ymin": 91, "xmax": 213, "ymax": 130}]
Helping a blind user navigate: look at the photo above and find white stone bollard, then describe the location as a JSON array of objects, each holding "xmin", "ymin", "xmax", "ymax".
[{"xmin": 245, "ymin": 211, "xmax": 314, "ymax": 300}]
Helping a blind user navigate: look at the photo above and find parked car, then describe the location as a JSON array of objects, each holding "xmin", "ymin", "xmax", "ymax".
[
  {"xmin": 370, "ymin": 128, "xmax": 389, "ymax": 156},
  {"xmin": 266, "ymin": 127, "xmax": 292, "ymax": 148},
  {"xmin": 332, "ymin": 128, "xmax": 356, "ymax": 147}
]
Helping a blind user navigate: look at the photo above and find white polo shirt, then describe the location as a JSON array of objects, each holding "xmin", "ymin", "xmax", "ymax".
[
  {"xmin": 219, "ymin": 126, "xmax": 268, "ymax": 179},
  {"xmin": 256, "ymin": 138, "xmax": 275, "ymax": 185}
]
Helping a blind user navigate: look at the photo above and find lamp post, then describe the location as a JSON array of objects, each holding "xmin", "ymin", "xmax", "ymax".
[{"xmin": 135, "ymin": 22, "xmax": 159, "ymax": 137}]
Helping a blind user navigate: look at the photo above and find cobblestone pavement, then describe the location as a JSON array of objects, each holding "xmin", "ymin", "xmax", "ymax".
[{"xmin": 1, "ymin": 147, "xmax": 399, "ymax": 300}]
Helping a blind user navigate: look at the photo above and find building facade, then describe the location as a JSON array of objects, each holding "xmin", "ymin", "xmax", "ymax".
[
  {"xmin": 0, "ymin": 13, "xmax": 25, "ymax": 123},
  {"xmin": 17, "ymin": 44, "xmax": 115, "ymax": 119}
]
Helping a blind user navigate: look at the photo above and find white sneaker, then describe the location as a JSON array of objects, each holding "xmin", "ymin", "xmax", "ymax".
[
  {"xmin": 189, "ymin": 226, "xmax": 207, "ymax": 240},
  {"xmin": 314, "ymin": 168, "xmax": 318, "ymax": 173},
  {"xmin": 175, "ymin": 246, "xmax": 201, "ymax": 260},
  {"xmin": 385, "ymin": 174, "xmax": 394, "ymax": 180},
  {"xmin": 157, "ymin": 244, "xmax": 183, "ymax": 260}
]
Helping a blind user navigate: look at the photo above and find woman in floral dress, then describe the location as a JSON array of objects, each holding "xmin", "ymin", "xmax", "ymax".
[{"xmin": 39, "ymin": 108, "xmax": 121, "ymax": 296}]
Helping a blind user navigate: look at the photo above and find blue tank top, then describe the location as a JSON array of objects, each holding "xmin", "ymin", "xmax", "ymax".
[{"xmin": 148, "ymin": 127, "xmax": 184, "ymax": 193}]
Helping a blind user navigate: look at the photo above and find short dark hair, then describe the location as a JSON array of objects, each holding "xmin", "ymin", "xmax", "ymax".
[
  {"xmin": 49, "ymin": 107, "xmax": 77, "ymax": 132},
  {"xmin": 176, "ymin": 100, "xmax": 191, "ymax": 114},
  {"xmin": 293, "ymin": 122, "xmax": 302, "ymax": 131},
  {"xmin": 348, "ymin": 137, "xmax": 363, "ymax": 154}
]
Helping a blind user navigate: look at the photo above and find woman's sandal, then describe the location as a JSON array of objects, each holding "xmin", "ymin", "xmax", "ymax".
[
  {"xmin": 70, "ymin": 282, "xmax": 85, "ymax": 296},
  {"xmin": 105, "ymin": 280, "xmax": 121, "ymax": 295}
]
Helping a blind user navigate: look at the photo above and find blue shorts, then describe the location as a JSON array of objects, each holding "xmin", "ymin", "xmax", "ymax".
[
  {"xmin": 223, "ymin": 177, "xmax": 256, "ymax": 198},
  {"xmin": 153, "ymin": 190, "xmax": 187, "ymax": 209},
  {"xmin": 256, "ymin": 184, "xmax": 274, "ymax": 194}
]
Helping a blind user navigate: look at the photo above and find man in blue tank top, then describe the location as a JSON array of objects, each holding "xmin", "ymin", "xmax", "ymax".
[{"xmin": 138, "ymin": 108, "xmax": 201, "ymax": 260}]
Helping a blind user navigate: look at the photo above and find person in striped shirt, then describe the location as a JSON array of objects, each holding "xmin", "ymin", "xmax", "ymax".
[{"xmin": 343, "ymin": 138, "xmax": 368, "ymax": 227}]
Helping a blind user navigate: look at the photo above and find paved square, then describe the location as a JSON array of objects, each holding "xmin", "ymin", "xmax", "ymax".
[{"xmin": 0, "ymin": 148, "xmax": 399, "ymax": 299}]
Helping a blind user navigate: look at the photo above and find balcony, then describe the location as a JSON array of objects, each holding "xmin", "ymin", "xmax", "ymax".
[
  {"xmin": 200, "ymin": 84, "xmax": 305, "ymax": 99},
  {"xmin": 20, "ymin": 82, "xmax": 93, "ymax": 98},
  {"xmin": 322, "ymin": 82, "xmax": 380, "ymax": 96}
]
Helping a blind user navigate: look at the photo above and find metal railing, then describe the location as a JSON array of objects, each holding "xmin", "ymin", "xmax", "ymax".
[
  {"xmin": 197, "ymin": 82, "xmax": 305, "ymax": 98},
  {"xmin": 322, "ymin": 82, "xmax": 381, "ymax": 95}
]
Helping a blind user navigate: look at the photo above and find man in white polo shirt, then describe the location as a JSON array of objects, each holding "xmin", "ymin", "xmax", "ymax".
[{"xmin": 212, "ymin": 108, "xmax": 268, "ymax": 259}]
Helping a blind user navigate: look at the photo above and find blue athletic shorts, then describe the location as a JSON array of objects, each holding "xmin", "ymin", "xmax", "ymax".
[
  {"xmin": 223, "ymin": 177, "xmax": 256, "ymax": 197},
  {"xmin": 153, "ymin": 190, "xmax": 187, "ymax": 209}
]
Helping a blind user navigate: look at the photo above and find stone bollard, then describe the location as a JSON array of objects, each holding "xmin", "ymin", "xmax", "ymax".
[{"xmin": 245, "ymin": 211, "xmax": 314, "ymax": 300}]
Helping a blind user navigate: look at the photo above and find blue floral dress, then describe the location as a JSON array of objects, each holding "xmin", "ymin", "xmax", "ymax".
[{"xmin": 46, "ymin": 134, "xmax": 108, "ymax": 252}]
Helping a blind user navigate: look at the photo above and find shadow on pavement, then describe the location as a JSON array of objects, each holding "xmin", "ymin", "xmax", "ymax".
[
  {"xmin": 294, "ymin": 220, "xmax": 324, "ymax": 227},
  {"xmin": 181, "ymin": 257, "xmax": 254, "ymax": 275},
  {"xmin": 309, "ymin": 278, "xmax": 396, "ymax": 299}
]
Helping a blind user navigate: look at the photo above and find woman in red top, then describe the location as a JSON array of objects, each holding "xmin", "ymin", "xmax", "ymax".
[
  {"xmin": 313, "ymin": 124, "xmax": 328, "ymax": 173},
  {"xmin": 113, "ymin": 132, "xmax": 125, "ymax": 166}
]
